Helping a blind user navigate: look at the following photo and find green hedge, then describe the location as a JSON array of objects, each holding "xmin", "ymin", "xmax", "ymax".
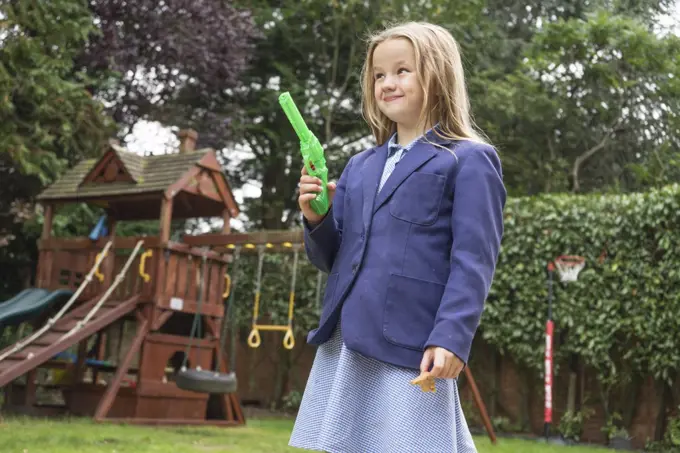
[
  {"xmin": 226, "ymin": 184, "xmax": 680, "ymax": 428},
  {"xmin": 233, "ymin": 183, "xmax": 680, "ymax": 389},
  {"xmin": 481, "ymin": 183, "xmax": 680, "ymax": 414}
]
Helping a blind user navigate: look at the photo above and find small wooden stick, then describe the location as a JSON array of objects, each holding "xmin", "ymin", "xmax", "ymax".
[{"xmin": 410, "ymin": 371, "xmax": 436, "ymax": 393}]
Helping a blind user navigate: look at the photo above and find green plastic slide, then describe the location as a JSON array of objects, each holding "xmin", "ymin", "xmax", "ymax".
[{"xmin": 0, "ymin": 288, "xmax": 74, "ymax": 328}]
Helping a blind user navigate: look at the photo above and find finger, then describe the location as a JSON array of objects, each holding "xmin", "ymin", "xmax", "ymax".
[
  {"xmin": 300, "ymin": 175, "xmax": 321, "ymax": 185},
  {"xmin": 299, "ymin": 193, "xmax": 320, "ymax": 203},
  {"xmin": 420, "ymin": 349, "xmax": 433, "ymax": 373},
  {"xmin": 327, "ymin": 181, "xmax": 337, "ymax": 191},
  {"xmin": 299, "ymin": 183, "xmax": 322, "ymax": 194},
  {"xmin": 448, "ymin": 355, "xmax": 462, "ymax": 379},
  {"xmin": 430, "ymin": 351, "xmax": 446, "ymax": 378},
  {"xmin": 453, "ymin": 363, "xmax": 463, "ymax": 379},
  {"xmin": 301, "ymin": 165, "xmax": 308, "ymax": 175},
  {"xmin": 445, "ymin": 357, "xmax": 456, "ymax": 379},
  {"xmin": 453, "ymin": 359, "xmax": 465, "ymax": 379}
]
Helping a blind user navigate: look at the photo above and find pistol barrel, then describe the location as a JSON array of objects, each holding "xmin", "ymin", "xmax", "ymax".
[{"xmin": 278, "ymin": 92, "xmax": 310, "ymax": 142}]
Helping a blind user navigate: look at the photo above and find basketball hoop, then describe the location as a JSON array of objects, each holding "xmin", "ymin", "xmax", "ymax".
[{"xmin": 553, "ymin": 255, "xmax": 585, "ymax": 282}]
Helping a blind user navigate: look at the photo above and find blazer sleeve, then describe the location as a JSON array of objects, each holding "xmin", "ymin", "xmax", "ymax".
[
  {"xmin": 424, "ymin": 143, "xmax": 507, "ymax": 365},
  {"xmin": 302, "ymin": 155, "xmax": 354, "ymax": 273}
]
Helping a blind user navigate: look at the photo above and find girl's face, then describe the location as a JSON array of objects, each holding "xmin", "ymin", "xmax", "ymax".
[{"xmin": 372, "ymin": 38, "xmax": 424, "ymax": 128}]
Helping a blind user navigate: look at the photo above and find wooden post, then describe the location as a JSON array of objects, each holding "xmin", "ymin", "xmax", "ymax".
[
  {"xmin": 464, "ymin": 367, "xmax": 497, "ymax": 444},
  {"xmin": 41, "ymin": 204, "xmax": 54, "ymax": 239},
  {"xmin": 22, "ymin": 369, "xmax": 38, "ymax": 408},
  {"xmin": 159, "ymin": 198, "xmax": 173, "ymax": 244},
  {"xmin": 74, "ymin": 339, "xmax": 89, "ymax": 384},
  {"xmin": 37, "ymin": 203, "xmax": 55, "ymax": 288},
  {"xmin": 222, "ymin": 209, "xmax": 231, "ymax": 234},
  {"xmin": 204, "ymin": 318, "xmax": 245, "ymax": 424},
  {"xmin": 106, "ymin": 215, "xmax": 117, "ymax": 239},
  {"xmin": 94, "ymin": 313, "xmax": 149, "ymax": 421},
  {"xmin": 152, "ymin": 197, "xmax": 173, "ymax": 328}
]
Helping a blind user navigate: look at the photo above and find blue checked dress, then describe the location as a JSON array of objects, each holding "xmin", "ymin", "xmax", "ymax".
[{"xmin": 289, "ymin": 132, "xmax": 478, "ymax": 453}]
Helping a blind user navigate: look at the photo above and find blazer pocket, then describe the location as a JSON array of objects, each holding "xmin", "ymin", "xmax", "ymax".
[
  {"xmin": 382, "ymin": 273, "xmax": 445, "ymax": 351},
  {"xmin": 389, "ymin": 172, "xmax": 446, "ymax": 226}
]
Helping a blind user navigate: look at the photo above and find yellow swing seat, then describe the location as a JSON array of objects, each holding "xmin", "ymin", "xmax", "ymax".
[{"xmin": 246, "ymin": 242, "xmax": 300, "ymax": 350}]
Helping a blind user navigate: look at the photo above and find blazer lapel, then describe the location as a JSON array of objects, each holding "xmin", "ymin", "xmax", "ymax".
[
  {"xmin": 373, "ymin": 140, "xmax": 438, "ymax": 212},
  {"xmin": 361, "ymin": 143, "xmax": 388, "ymax": 229}
]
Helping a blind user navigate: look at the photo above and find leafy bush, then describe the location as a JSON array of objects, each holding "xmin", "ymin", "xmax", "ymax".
[{"xmin": 480, "ymin": 183, "xmax": 680, "ymax": 421}]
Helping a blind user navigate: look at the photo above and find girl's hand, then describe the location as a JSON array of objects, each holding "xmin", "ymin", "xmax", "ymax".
[
  {"xmin": 420, "ymin": 346, "xmax": 464, "ymax": 379},
  {"xmin": 298, "ymin": 165, "xmax": 336, "ymax": 225}
]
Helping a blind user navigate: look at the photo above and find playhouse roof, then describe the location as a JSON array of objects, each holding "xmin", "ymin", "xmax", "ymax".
[{"xmin": 37, "ymin": 138, "xmax": 239, "ymax": 221}]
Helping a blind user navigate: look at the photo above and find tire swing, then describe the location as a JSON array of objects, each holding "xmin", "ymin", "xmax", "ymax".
[
  {"xmin": 175, "ymin": 250, "xmax": 238, "ymax": 394},
  {"xmin": 247, "ymin": 243, "xmax": 300, "ymax": 350}
]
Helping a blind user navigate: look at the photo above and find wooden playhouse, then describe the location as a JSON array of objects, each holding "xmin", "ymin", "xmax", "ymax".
[{"xmin": 0, "ymin": 129, "xmax": 246, "ymax": 425}]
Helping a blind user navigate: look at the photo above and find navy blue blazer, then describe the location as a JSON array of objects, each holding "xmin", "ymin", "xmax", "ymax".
[{"xmin": 303, "ymin": 130, "xmax": 506, "ymax": 370}]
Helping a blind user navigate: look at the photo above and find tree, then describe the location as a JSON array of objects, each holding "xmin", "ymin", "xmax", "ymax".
[
  {"xmin": 223, "ymin": 0, "xmax": 488, "ymax": 230},
  {"xmin": 0, "ymin": 0, "xmax": 114, "ymax": 239},
  {"xmin": 0, "ymin": 0, "xmax": 115, "ymax": 297},
  {"xmin": 489, "ymin": 11, "xmax": 680, "ymax": 194},
  {"xmin": 78, "ymin": 0, "xmax": 261, "ymax": 143}
]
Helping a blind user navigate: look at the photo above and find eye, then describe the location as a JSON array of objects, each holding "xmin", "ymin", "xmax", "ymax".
[
  {"xmin": 398, "ymin": 67, "xmax": 410, "ymax": 74},
  {"xmin": 374, "ymin": 72, "xmax": 384, "ymax": 80}
]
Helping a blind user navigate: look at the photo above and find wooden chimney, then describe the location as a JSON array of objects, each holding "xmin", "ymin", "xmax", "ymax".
[{"xmin": 178, "ymin": 129, "xmax": 198, "ymax": 154}]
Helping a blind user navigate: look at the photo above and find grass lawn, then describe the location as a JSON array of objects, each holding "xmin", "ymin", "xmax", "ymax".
[{"xmin": 0, "ymin": 415, "xmax": 611, "ymax": 453}]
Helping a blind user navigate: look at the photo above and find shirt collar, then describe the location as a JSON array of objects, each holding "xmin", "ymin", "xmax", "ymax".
[{"xmin": 387, "ymin": 123, "xmax": 440, "ymax": 156}]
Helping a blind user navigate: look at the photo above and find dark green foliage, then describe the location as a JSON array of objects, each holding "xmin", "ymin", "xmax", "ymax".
[{"xmin": 481, "ymin": 183, "xmax": 680, "ymax": 429}]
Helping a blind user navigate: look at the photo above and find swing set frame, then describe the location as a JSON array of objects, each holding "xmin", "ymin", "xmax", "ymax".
[{"xmin": 184, "ymin": 231, "xmax": 321, "ymax": 353}]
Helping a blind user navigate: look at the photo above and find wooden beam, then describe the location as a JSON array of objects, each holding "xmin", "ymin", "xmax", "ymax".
[
  {"xmin": 40, "ymin": 192, "xmax": 165, "ymax": 206},
  {"xmin": 210, "ymin": 170, "xmax": 239, "ymax": 218},
  {"xmin": 94, "ymin": 313, "xmax": 149, "ymax": 421},
  {"xmin": 222, "ymin": 209, "xmax": 231, "ymax": 234},
  {"xmin": 38, "ymin": 203, "xmax": 55, "ymax": 288},
  {"xmin": 159, "ymin": 198, "xmax": 173, "ymax": 243},
  {"xmin": 464, "ymin": 367, "xmax": 497, "ymax": 444},
  {"xmin": 156, "ymin": 296, "xmax": 224, "ymax": 318},
  {"xmin": 181, "ymin": 170, "xmax": 222, "ymax": 203},
  {"xmin": 197, "ymin": 151, "xmax": 239, "ymax": 218},
  {"xmin": 164, "ymin": 242, "xmax": 229, "ymax": 262},
  {"xmin": 196, "ymin": 150, "xmax": 222, "ymax": 172},
  {"xmin": 151, "ymin": 309, "xmax": 173, "ymax": 331},
  {"xmin": 41, "ymin": 204, "xmax": 54, "ymax": 240},
  {"xmin": 165, "ymin": 166, "xmax": 201, "ymax": 200},
  {"xmin": 106, "ymin": 215, "xmax": 117, "ymax": 238},
  {"xmin": 198, "ymin": 172, "xmax": 221, "ymax": 201},
  {"xmin": 182, "ymin": 230, "xmax": 304, "ymax": 248},
  {"xmin": 80, "ymin": 149, "xmax": 115, "ymax": 186},
  {"xmin": 38, "ymin": 236, "xmax": 160, "ymax": 251}
]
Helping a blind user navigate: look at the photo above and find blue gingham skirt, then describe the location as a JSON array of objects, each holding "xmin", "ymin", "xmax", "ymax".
[{"xmin": 289, "ymin": 321, "xmax": 478, "ymax": 453}]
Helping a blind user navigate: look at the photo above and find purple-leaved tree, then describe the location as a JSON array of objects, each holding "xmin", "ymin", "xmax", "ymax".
[{"xmin": 79, "ymin": 0, "xmax": 261, "ymax": 140}]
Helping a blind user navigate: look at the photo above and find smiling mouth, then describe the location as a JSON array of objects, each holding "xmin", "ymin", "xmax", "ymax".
[{"xmin": 383, "ymin": 95, "xmax": 403, "ymax": 102}]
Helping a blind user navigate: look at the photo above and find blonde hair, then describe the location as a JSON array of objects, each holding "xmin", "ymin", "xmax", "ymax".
[{"xmin": 360, "ymin": 21, "xmax": 489, "ymax": 146}]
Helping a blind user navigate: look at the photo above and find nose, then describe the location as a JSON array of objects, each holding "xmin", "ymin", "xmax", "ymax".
[{"xmin": 382, "ymin": 74, "xmax": 397, "ymax": 91}]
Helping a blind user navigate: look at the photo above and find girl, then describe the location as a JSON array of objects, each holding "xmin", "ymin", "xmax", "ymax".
[{"xmin": 289, "ymin": 21, "xmax": 506, "ymax": 453}]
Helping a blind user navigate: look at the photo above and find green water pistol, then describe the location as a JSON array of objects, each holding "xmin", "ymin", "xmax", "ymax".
[{"xmin": 278, "ymin": 91, "xmax": 330, "ymax": 216}]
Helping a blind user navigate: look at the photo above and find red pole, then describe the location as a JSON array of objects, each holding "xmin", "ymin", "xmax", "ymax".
[
  {"xmin": 544, "ymin": 262, "xmax": 555, "ymax": 440},
  {"xmin": 544, "ymin": 319, "xmax": 554, "ymax": 433}
]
